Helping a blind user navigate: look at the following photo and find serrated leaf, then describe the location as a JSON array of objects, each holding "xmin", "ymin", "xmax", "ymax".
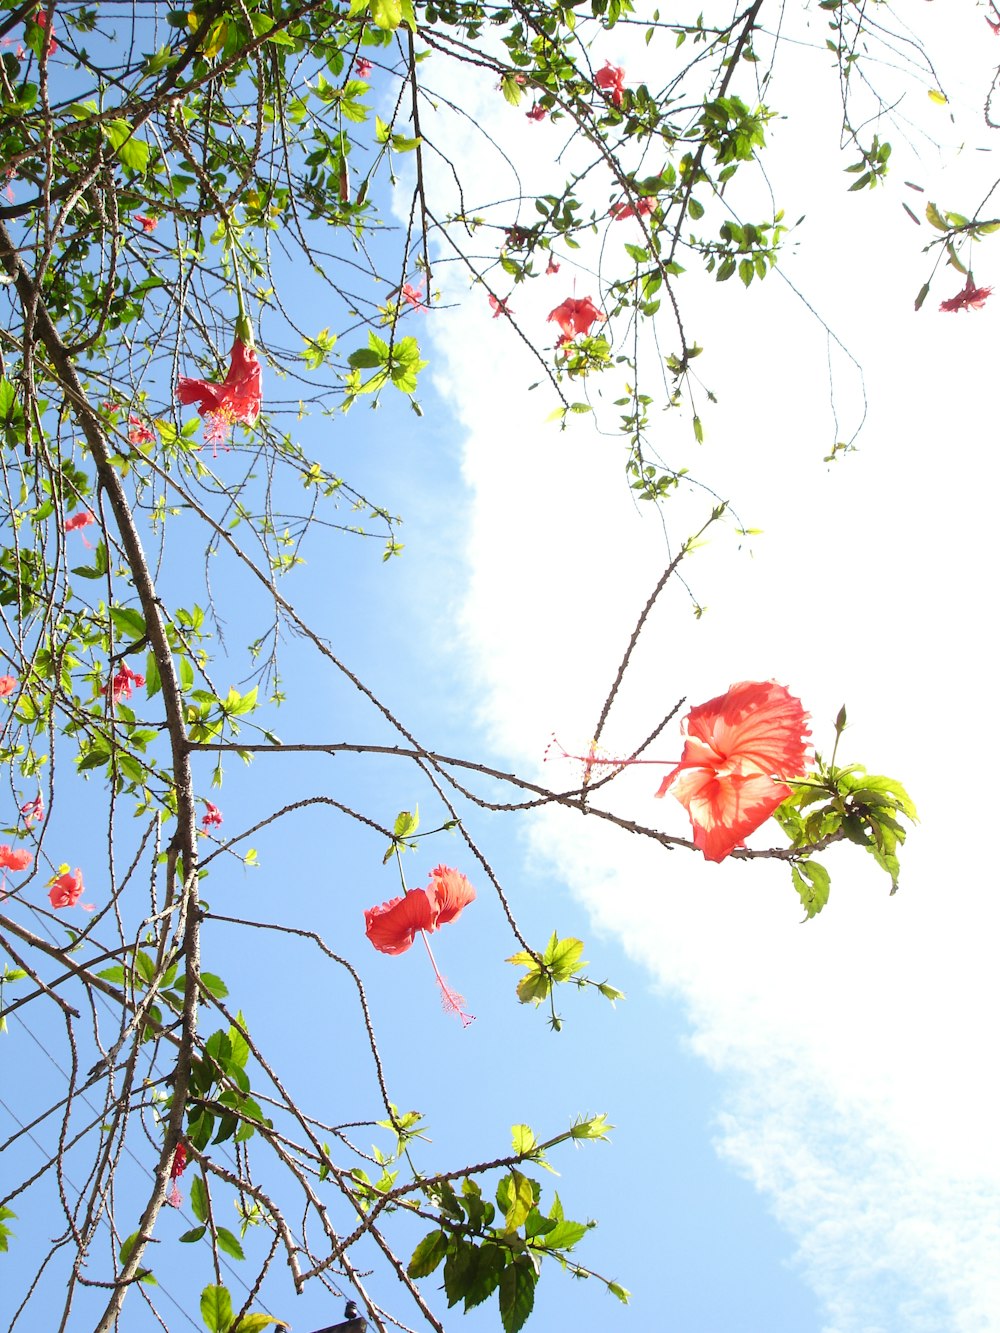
[
  {"xmin": 499, "ymin": 1258, "xmax": 536, "ymax": 1333},
  {"xmin": 200, "ymin": 1284, "xmax": 233, "ymax": 1333},
  {"xmin": 178, "ymin": 1225, "xmax": 207, "ymax": 1243},
  {"xmin": 215, "ymin": 1227, "xmax": 245, "ymax": 1261},
  {"xmin": 190, "ymin": 1174, "xmax": 209, "ymax": 1223},
  {"xmin": 791, "ymin": 860, "xmax": 831, "ymax": 919},
  {"xmin": 408, "ymin": 1229, "xmax": 448, "ymax": 1278}
]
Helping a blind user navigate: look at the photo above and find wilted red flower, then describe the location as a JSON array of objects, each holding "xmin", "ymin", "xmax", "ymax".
[
  {"xmin": 609, "ymin": 197, "xmax": 655, "ymax": 221},
  {"xmin": 134, "ymin": 214, "xmax": 157, "ymax": 234},
  {"xmin": 545, "ymin": 255, "xmax": 560, "ymax": 275},
  {"xmin": 525, "ymin": 104, "xmax": 547, "ymax": 122},
  {"xmin": 20, "ymin": 795, "xmax": 44, "ymax": 825},
  {"xmin": 489, "ymin": 293, "xmax": 512, "ymax": 318},
  {"xmin": 547, "ymin": 295, "xmax": 604, "ymax": 345},
  {"xmin": 201, "ymin": 802, "xmax": 223, "ymax": 828},
  {"xmin": 0, "ymin": 845, "xmax": 32, "ymax": 872},
  {"xmin": 166, "ymin": 1141, "xmax": 187, "ymax": 1207},
  {"xmin": 48, "ymin": 867, "xmax": 84, "ymax": 909},
  {"xmin": 655, "ymin": 680, "xmax": 811, "ymax": 862},
  {"xmin": 365, "ymin": 888, "xmax": 436, "ymax": 955},
  {"xmin": 595, "ymin": 61, "xmax": 625, "ymax": 108},
  {"xmin": 0, "ymin": 674, "xmax": 16, "ymax": 697},
  {"xmin": 177, "ymin": 335, "xmax": 263, "ymax": 447},
  {"xmin": 357, "ymin": 57, "xmax": 373, "ymax": 77},
  {"xmin": 102, "ymin": 663, "xmax": 145, "ymax": 704},
  {"xmin": 32, "ymin": 10, "xmax": 56, "ymax": 56},
  {"xmin": 128, "ymin": 414, "xmax": 155, "ymax": 445},
  {"xmin": 939, "ymin": 273, "xmax": 992, "ymax": 312}
]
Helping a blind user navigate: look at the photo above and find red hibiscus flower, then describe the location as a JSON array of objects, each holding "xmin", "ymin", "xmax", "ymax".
[
  {"xmin": 0, "ymin": 674, "xmax": 17, "ymax": 697},
  {"xmin": 939, "ymin": 273, "xmax": 992, "ymax": 312},
  {"xmin": 128, "ymin": 414, "xmax": 155, "ymax": 445},
  {"xmin": 48, "ymin": 867, "xmax": 85, "ymax": 909},
  {"xmin": 401, "ymin": 280, "xmax": 427, "ymax": 311},
  {"xmin": 0, "ymin": 845, "xmax": 32, "ymax": 872},
  {"xmin": 655, "ymin": 680, "xmax": 811, "ymax": 862},
  {"xmin": 201, "ymin": 802, "xmax": 223, "ymax": 828},
  {"xmin": 365, "ymin": 868, "xmax": 476, "ymax": 1025},
  {"xmin": 134, "ymin": 214, "xmax": 157, "ymax": 234},
  {"xmin": 488, "ymin": 293, "xmax": 512, "ymax": 318},
  {"xmin": 357, "ymin": 57, "xmax": 373, "ymax": 77},
  {"xmin": 177, "ymin": 333, "xmax": 263, "ymax": 447},
  {"xmin": 20, "ymin": 795, "xmax": 44, "ymax": 825},
  {"xmin": 167, "ymin": 1140, "xmax": 187, "ymax": 1207},
  {"xmin": 32, "ymin": 10, "xmax": 56, "ymax": 56},
  {"xmin": 545, "ymin": 255, "xmax": 560, "ymax": 275},
  {"xmin": 525, "ymin": 104, "xmax": 546, "ymax": 122},
  {"xmin": 65, "ymin": 511, "xmax": 95, "ymax": 545},
  {"xmin": 609, "ymin": 197, "xmax": 655, "ymax": 221},
  {"xmin": 102, "ymin": 663, "xmax": 145, "ymax": 704},
  {"xmin": 547, "ymin": 295, "xmax": 604, "ymax": 345},
  {"xmin": 595, "ymin": 61, "xmax": 626, "ymax": 108}
]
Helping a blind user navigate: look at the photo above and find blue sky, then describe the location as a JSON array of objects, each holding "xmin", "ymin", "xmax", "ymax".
[{"xmin": 4, "ymin": 6, "xmax": 1000, "ymax": 1333}]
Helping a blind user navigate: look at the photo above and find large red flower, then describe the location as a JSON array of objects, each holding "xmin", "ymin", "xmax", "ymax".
[
  {"xmin": 365, "ymin": 888, "xmax": 437, "ymax": 955},
  {"xmin": 655, "ymin": 680, "xmax": 811, "ymax": 862},
  {"xmin": 594, "ymin": 61, "xmax": 626, "ymax": 108},
  {"xmin": 427, "ymin": 865, "xmax": 476, "ymax": 926},
  {"xmin": 939, "ymin": 273, "xmax": 992, "ymax": 312},
  {"xmin": 177, "ymin": 337, "xmax": 263, "ymax": 445},
  {"xmin": 547, "ymin": 296, "xmax": 604, "ymax": 345},
  {"xmin": 48, "ymin": 867, "xmax": 85, "ymax": 909}
]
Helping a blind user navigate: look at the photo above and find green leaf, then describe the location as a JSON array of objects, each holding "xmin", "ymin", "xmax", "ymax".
[
  {"xmin": 215, "ymin": 1227, "xmax": 245, "ymax": 1261},
  {"xmin": 101, "ymin": 119, "xmax": 150, "ymax": 174},
  {"xmin": 791, "ymin": 860, "xmax": 831, "ymax": 920},
  {"xmin": 502, "ymin": 1169, "xmax": 536, "ymax": 1233},
  {"xmin": 499, "ymin": 1258, "xmax": 536, "ymax": 1333},
  {"xmin": 190, "ymin": 1174, "xmax": 209, "ymax": 1223},
  {"xmin": 511, "ymin": 1123, "xmax": 536, "ymax": 1155},
  {"xmin": 231, "ymin": 1316, "xmax": 289, "ymax": 1333},
  {"xmin": 542, "ymin": 933, "xmax": 585, "ymax": 981},
  {"xmin": 110, "ymin": 606, "xmax": 147, "ymax": 640},
  {"xmin": 370, "ymin": 0, "xmax": 402, "ymax": 28},
  {"xmin": 200, "ymin": 1284, "xmax": 233, "ymax": 1333},
  {"xmin": 118, "ymin": 1232, "xmax": 157, "ymax": 1285},
  {"xmin": 179, "ymin": 1226, "xmax": 207, "ymax": 1243},
  {"xmin": 0, "ymin": 1205, "xmax": 16, "ymax": 1252},
  {"xmin": 407, "ymin": 1229, "xmax": 448, "ymax": 1278}
]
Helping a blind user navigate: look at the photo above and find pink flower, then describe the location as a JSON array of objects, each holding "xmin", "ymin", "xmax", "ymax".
[
  {"xmin": 357, "ymin": 57, "xmax": 373, "ymax": 77},
  {"xmin": 201, "ymin": 802, "xmax": 223, "ymax": 828},
  {"xmin": 365, "ymin": 867, "xmax": 477, "ymax": 1025},
  {"xmin": 20, "ymin": 795, "xmax": 44, "ymax": 825},
  {"xmin": 545, "ymin": 255, "xmax": 560, "ymax": 275},
  {"xmin": 177, "ymin": 334, "xmax": 263, "ymax": 448},
  {"xmin": 48, "ymin": 867, "xmax": 85, "ymax": 910},
  {"xmin": 0, "ymin": 845, "xmax": 32, "ymax": 872},
  {"xmin": 489, "ymin": 293, "xmax": 512, "ymax": 318},
  {"xmin": 547, "ymin": 295, "xmax": 605, "ymax": 345},
  {"xmin": 609, "ymin": 197, "xmax": 655, "ymax": 221},
  {"xmin": 655, "ymin": 681, "xmax": 811, "ymax": 862},
  {"xmin": 65, "ymin": 511, "xmax": 95, "ymax": 545},
  {"xmin": 102, "ymin": 664, "xmax": 145, "ymax": 704},
  {"xmin": 0, "ymin": 675, "xmax": 16, "ymax": 697},
  {"xmin": 525, "ymin": 104, "xmax": 547, "ymax": 122},
  {"xmin": 128, "ymin": 415, "xmax": 156, "ymax": 445},
  {"xmin": 134, "ymin": 214, "xmax": 157, "ymax": 234},
  {"xmin": 401, "ymin": 280, "xmax": 427, "ymax": 311},
  {"xmin": 939, "ymin": 273, "xmax": 992, "ymax": 312},
  {"xmin": 595, "ymin": 61, "xmax": 626, "ymax": 108}
]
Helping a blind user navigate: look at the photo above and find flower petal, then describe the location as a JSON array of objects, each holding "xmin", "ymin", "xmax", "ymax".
[{"xmin": 364, "ymin": 888, "xmax": 436, "ymax": 955}]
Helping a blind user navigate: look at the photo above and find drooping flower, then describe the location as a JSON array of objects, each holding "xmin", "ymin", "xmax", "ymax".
[
  {"xmin": 128, "ymin": 414, "xmax": 156, "ymax": 445},
  {"xmin": 547, "ymin": 295, "xmax": 604, "ymax": 346},
  {"xmin": 655, "ymin": 681, "xmax": 811, "ymax": 862},
  {"xmin": 988, "ymin": 15, "xmax": 1000, "ymax": 35},
  {"xmin": 201, "ymin": 802, "xmax": 223, "ymax": 829},
  {"xmin": 365, "ymin": 868, "xmax": 476, "ymax": 1024},
  {"xmin": 939, "ymin": 273, "xmax": 992, "ymax": 312},
  {"xmin": 134, "ymin": 214, "xmax": 157, "ymax": 234},
  {"xmin": 0, "ymin": 845, "xmax": 32, "ymax": 872},
  {"xmin": 0, "ymin": 675, "xmax": 17, "ymax": 697},
  {"xmin": 102, "ymin": 663, "xmax": 145, "ymax": 704},
  {"xmin": 48, "ymin": 867, "xmax": 85, "ymax": 910},
  {"xmin": 357, "ymin": 57, "xmax": 373, "ymax": 77},
  {"xmin": 525, "ymin": 103, "xmax": 547, "ymax": 122},
  {"xmin": 65, "ymin": 510, "xmax": 95, "ymax": 545},
  {"xmin": 167, "ymin": 1141, "xmax": 187, "ymax": 1208},
  {"xmin": 365, "ymin": 888, "xmax": 437, "ymax": 955},
  {"xmin": 489, "ymin": 293, "xmax": 512, "ymax": 318},
  {"xmin": 177, "ymin": 332, "xmax": 263, "ymax": 449},
  {"xmin": 595, "ymin": 61, "xmax": 626, "ymax": 108},
  {"xmin": 20, "ymin": 795, "xmax": 44, "ymax": 825},
  {"xmin": 545, "ymin": 255, "xmax": 560, "ymax": 275},
  {"xmin": 401, "ymin": 280, "xmax": 427, "ymax": 312},
  {"xmin": 609, "ymin": 197, "xmax": 655, "ymax": 222}
]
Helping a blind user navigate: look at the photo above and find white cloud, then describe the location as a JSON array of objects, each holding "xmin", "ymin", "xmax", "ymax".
[{"xmin": 407, "ymin": 11, "xmax": 1000, "ymax": 1328}]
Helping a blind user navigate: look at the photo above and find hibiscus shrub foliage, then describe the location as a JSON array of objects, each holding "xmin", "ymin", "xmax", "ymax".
[{"xmin": 0, "ymin": 0, "xmax": 961, "ymax": 1329}]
